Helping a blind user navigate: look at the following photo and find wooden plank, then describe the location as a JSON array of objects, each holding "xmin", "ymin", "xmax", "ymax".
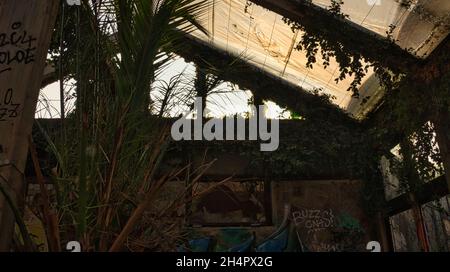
[
  {"xmin": 386, "ymin": 176, "xmax": 449, "ymax": 217},
  {"xmin": 0, "ymin": 0, "xmax": 59, "ymax": 251}
]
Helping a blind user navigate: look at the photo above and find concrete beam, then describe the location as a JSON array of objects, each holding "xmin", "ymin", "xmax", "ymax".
[{"xmin": 175, "ymin": 35, "xmax": 356, "ymax": 125}]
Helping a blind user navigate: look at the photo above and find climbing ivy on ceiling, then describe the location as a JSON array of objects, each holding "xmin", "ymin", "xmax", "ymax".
[
  {"xmin": 279, "ymin": 0, "xmax": 404, "ymax": 98},
  {"xmin": 244, "ymin": 0, "xmax": 450, "ymax": 209}
]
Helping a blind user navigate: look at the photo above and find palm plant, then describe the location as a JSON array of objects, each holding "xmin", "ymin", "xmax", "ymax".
[{"xmin": 25, "ymin": 0, "xmax": 233, "ymax": 252}]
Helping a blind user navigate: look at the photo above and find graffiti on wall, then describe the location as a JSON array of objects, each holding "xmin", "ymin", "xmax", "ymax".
[
  {"xmin": 0, "ymin": 21, "xmax": 35, "ymax": 122},
  {"xmin": 292, "ymin": 208, "xmax": 335, "ymax": 234},
  {"xmin": 0, "ymin": 22, "xmax": 37, "ymax": 75},
  {"xmin": 0, "ymin": 88, "xmax": 20, "ymax": 121},
  {"xmin": 291, "ymin": 207, "xmax": 366, "ymax": 252}
]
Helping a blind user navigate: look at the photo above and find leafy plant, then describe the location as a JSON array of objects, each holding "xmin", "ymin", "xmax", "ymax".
[{"xmin": 28, "ymin": 0, "xmax": 227, "ymax": 252}]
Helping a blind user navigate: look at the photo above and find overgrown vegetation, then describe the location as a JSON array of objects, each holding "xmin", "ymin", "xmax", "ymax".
[
  {"xmin": 11, "ymin": 0, "xmax": 449, "ymax": 251},
  {"xmin": 24, "ymin": 0, "xmax": 232, "ymax": 252},
  {"xmin": 246, "ymin": 0, "xmax": 449, "ymax": 211}
]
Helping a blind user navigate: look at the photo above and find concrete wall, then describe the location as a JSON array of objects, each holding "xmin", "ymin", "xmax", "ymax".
[
  {"xmin": 271, "ymin": 180, "xmax": 374, "ymax": 252},
  {"xmin": 187, "ymin": 179, "xmax": 376, "ymax": 252}
]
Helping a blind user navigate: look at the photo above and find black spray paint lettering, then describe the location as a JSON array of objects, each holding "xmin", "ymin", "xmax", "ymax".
[
  {"xmin": 0, "ymin": 88, "xmax": 21, "ymax": 121},
  {"xmin": 0, "ymin": 22, "xmax": 37, "ymax": 74}
]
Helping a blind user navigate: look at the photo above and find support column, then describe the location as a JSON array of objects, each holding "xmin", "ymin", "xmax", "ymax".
[
  {"xmin": 375, "ymin": 212, "xmax": 393, "ymax": 252},
  {"xmin": 195, "ymin": 65, "xmax": 208, "ymax": 113},
  {"xmin": 0, "ymin": 0, "xmax": 59, "ymax": 251}
]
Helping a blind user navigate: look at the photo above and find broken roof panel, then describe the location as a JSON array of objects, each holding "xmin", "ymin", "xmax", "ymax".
[
  {"xmin": 313, "ymin": 0, "xmax": 450, "ymax": 57},
  {"xmin": 188, "ymin": 0, "xmax": 450, "ymax": 117}
]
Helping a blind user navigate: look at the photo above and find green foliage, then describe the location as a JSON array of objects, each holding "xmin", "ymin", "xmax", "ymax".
[
  {"xmin": 278, "ymin": 0, "xmax": 449, "ymax": 205},
  {"xmin": 370, "ymin": 49, "xmax": 450, "ymax": 197},
  {"xmin": 36, "ymin": 0, "xmax": 450, "ymax": 251},
  {"xmin": 281, "ymin": 1, "xmax": 376, "ymax": 98},
  {"xmin": 40, "ymin": 0, "xmax": 211, "ymax": 251}
]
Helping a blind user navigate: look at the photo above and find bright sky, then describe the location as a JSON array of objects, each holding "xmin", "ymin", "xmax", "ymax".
[{"xmin": 37, "ymin": 57, "xmax": 291, "ymax": 119}]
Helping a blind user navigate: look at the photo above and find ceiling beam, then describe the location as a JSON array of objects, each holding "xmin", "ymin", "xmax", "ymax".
[
  {"xmin": 364, "ymin": 35, "xmax": 450, "ymax": 128},
  {"xmin": 412, "ymin": 35, "xmax": 450, "ymax": 83},
  {"xmin": 249, "ymin": 0, "xmax": 421, "ymax": 74},
  {"xmin": 174, "ymin": 35, "xmax": 356, "ymax": 125},
  {"xmin": 386, "ymin": 175, "xmax": 448, "ymax": 216}
]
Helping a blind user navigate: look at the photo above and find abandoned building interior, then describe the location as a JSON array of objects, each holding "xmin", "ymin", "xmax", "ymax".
[{"xmin": 0, "ymin": 0, "xmax": 449, "ymax": 252}]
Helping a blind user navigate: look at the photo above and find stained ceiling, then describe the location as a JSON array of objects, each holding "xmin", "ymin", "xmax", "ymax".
[{"xmin": 187, "ymin": 0, "xmax": 450, "ymax": 118}]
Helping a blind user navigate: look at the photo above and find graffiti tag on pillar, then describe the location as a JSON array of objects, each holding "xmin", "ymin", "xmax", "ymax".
[
  {"xmin": 0, "ymin": 22, "xmax": 37, "ymax": 74},
  {"xmin": 0, "ymin": 88, "xmax": 20, "ymax": 121}
]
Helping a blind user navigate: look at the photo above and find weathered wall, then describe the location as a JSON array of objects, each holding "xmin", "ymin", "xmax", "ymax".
[
  {"xmin": 271, "ymin": 180, "xmax": 375, "ymax": 252},
  {"xmin": 183, "ymin": 179, "xmax": 375, "ymax": 252},
  {"xmin": 0, "ymin": 0, "xmax": 59, "ymax": 250},
  {"xmin": 29, "ymin": 119, "xmax": 376, "ymax": 251}
]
